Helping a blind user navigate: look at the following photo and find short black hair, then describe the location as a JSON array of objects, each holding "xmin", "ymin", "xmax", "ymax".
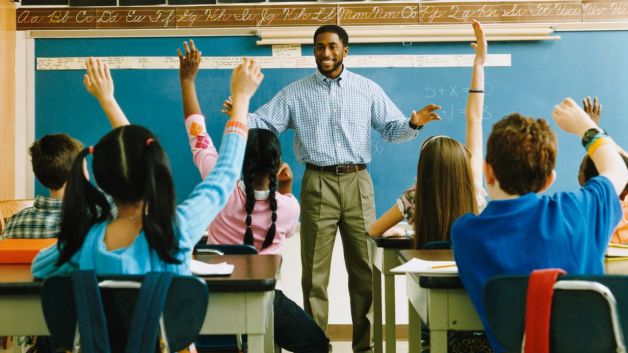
[
  {"xmin": 313, "ymin": 25, "xmax": 349, "ymax": 47},
  {"xmin": 30, "ymin": 134, "xmax": 83, "ymax": 190}
]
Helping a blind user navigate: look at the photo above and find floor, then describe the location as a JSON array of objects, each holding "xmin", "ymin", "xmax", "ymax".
[{"xmin": 331, "ymin": 340, "xmax": 409, "ymax": 353}]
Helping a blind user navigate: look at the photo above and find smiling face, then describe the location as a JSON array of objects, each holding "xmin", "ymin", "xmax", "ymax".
[{"xmin": 314, "ymin": 31, "xmax": 348, "ymax": 79}]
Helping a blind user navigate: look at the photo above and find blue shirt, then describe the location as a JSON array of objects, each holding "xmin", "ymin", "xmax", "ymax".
[
  {"xmin": 31, "ymin": 131, "xmax": 246, "ymax": 279},
  {"xmin": 451, "ymin": 176, "xmax": 622, "ymax": 352},
  {"xmin": 249, "ymin": 68, "xmax": 420, "ymax": 166}
]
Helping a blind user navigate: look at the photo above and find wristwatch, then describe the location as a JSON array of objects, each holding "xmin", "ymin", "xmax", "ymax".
[
  {"xmin": 409, "ymin": 121, "xmax": 424, "ymax": 131},
  {"xmin": 581, "ymin": 128, "xmax": 606, "ymax": 147}
]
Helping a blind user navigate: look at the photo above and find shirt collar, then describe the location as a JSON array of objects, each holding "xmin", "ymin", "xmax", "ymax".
[
  {"xmin": 237, "ymin": 180, "xmax": 270, "ymax": 201},
  {"xmin": 33, "ymin": 195, "xmax": 63, "ymax": 210},
  {"xmin": 314, "ymin": 66, "xmax": 348, "ymax": 87}
]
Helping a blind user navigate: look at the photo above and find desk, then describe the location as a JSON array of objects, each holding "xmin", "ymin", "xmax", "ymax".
[
  {"xmin": 368, "ymin": 236, "xmax": 413, "ymax": 353},
  {"xmin": 399, "ymin": 250, "xmax": 482, "ymax": 353},
  {"xmin": 0, "ymin": 254, "xmax": 280, "ymax": 353}
]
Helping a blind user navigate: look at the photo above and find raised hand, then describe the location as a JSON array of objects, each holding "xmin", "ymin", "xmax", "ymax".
[
  {"xmin": 582, "ymin": 96, "xmax": 602, "ymax": 126},
  {"xmin": 552, "ymin": 98, "xmax": 597, "ymax": 136},
  {"xmin": 277, "ymin": 162, "xmax": 293, "ymax": 183},
  {"xmin": 470, "ymin": 20, "xmax": 487, "ymax": 65},
  {"xmin": 231, "ymin": 57, "xmax": 264, "ymax": 100},
  {"xmin": 83, "ymin": 57, "xmax": 114, "ymax": 103},
  {"xmin": 410, "ymin": 103, "xmax": 442, "ymax": 127},
  {"xmin": 177, "ymin": 39, "xmax": 201, "ymax": 84}
]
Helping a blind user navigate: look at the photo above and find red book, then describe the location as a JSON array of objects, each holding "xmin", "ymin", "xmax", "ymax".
[{"xmin": 0, "ymin": 239, "xmax": 57, "ymax": 264}]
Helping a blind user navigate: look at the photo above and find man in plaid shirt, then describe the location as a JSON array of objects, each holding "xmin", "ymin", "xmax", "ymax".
[
  {"xmin": 2, "ymin": 134, "xmax": 82, "ymax": 239},
  {"xmin": 225, "ymin": 25, "xmax": 442, "ymax": 352}
]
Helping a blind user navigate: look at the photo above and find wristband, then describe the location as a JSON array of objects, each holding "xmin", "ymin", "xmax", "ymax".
[
  {"xmin": 469, "ymin": 89, "xmax": 484, "ymax": 93},
  {"xmin": 409, "ymin": 120, "xmax": 424, "ymax": 131},
  {"xmin": 587, "ymin": 137, "xmax": 613, "ymax": 157}
]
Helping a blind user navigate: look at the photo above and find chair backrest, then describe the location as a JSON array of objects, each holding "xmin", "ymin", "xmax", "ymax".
[
  {"xmin": 484, "ymin": 275, "xmax": 628, "ymax": 353},
  {"xmin": 41, "ymin": 274, "xmax": 209, "ymax": 352},
  {"xmin": 194, "ymin": 244, "xmax": 258, "ymax": 255},
  {"xmin": 0, "ymin": 199, "xmax": 34, "ymax": 234},
  {"xmin": 422, "ymin": 240, "xmax": 451, "ymax": 250}
]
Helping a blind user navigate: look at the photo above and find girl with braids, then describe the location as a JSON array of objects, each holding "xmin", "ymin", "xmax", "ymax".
[
  {"xmin": 179, "ymin": 42, "xmax": 329, "ymax": 353},
  {"xmin": 31, "ymin": 55, "xmax": 262, "ymax": 278}
]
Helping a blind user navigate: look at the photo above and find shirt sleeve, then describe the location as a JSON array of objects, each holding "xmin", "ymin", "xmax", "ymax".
[
  {"xmin": 31, "ymin": 244, "xmax": 77, "ymax": 279},
  {"xmin": 248, "ymin": 88, "xmax": 291, "ymax": 135},
  {"xmin": 396, "ymin": 184, "xmax": 416, "ymax": 224},
  {"xmin": 369, "ymin": 82, "xmax": 421, "ymax": 143},
  {"xmin": 185, "ymin": 114, "xmax": 219, "ymax": 180},
  {"xmin": 566, "ymin": 176, "xmax": 623, "ymax": 256},
  {"xmin": 174, "ymin": 121, "xmax": 248, "ymax": 253},
  {"xmin": 284, "ymin": 194, "xmax": 301, "ymax": 239}
]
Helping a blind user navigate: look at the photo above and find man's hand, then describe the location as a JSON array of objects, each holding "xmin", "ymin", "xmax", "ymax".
[
  {"xmin": 177, "ymin": 39, "xmax": 201, "ymax": 84},
  {"xmin": 410, "ymin": 104, "xmax": 442, "ymax": 127},
  {"xmin": 552, "ymin": 97, "xmax": 597, "ymax": 136},
  {"xmin": 582, "ymin": 96, "xmax": 602, "ymax": 126},
  {"xmin": 83, "ymin": 57, "xmax": 115, "ymax": 103},
  {"xmin": 222, "ymin": 96, "xmax": 233, "ymax": 118}
]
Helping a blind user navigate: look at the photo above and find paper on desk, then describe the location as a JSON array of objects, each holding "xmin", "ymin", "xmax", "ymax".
[
  {"xmin": 191, "ymin": 259, "xmax": 234, "ymax": 276},
  {"xmin": 391, "ymin": 258, "xmax": 458, "ymax": 276}
]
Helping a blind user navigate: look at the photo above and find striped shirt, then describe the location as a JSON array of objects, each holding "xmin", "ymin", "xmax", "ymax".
[
  {"xmin": 249, "ymin": 68, "xmax": 421, "ymax": 166},
  {"xmin": 2, "ymin": 195, "xmax": 61, "ymax": 239}
]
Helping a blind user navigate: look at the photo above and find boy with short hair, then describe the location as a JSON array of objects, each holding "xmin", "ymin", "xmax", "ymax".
[
  {"xmin": 2, "ymin": 133, "xmax": 83, "ymax": 239},
  {"xmin": 451, "ymin": 98, "xmax": 628, "ymax": 352}
]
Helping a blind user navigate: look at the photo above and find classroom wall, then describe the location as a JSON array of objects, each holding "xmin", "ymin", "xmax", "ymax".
[{"xmin": 0, "ymin": 0, "xmax": 15, "ymax": 200}]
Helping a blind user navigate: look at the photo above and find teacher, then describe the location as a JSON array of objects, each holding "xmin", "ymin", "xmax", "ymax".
[{"xmin": 233, "ymin": 25, "xmax": 440, "ymax": 353}]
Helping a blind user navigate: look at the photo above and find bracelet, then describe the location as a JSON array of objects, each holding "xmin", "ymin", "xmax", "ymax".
[
  {"xmin": 584, "ymin": 132, "xmax": 608, "ymax": 150},
  {"xmin": 469, "ymin": 89, "xmax": 484, "ymax": 93},
  {"xmin": 408, "ymin": 120, "xmax": 424, "ymax": 131},
  {"xmin": 587, "ymin": 137, "xmax": 613, "ymax": 157}
]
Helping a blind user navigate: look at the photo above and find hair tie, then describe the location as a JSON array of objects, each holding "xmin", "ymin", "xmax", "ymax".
[
  {"xmin": 88, "ymin": 146, "xmax": 94, "ymax": 154},
  {"xmin": 146, "ymin": 138, "xmax": 155, "ymax": 146}
]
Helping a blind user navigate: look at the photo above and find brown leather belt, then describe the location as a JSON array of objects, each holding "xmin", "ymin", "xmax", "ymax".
[{"xmin": 306, "ymin": 163, "xmax": 366, "ymax": 175}]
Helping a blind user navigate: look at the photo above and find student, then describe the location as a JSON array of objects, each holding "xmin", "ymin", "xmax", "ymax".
[
  {"xmin": 451, "ymin": 97, "xmax": 628, "ymax": 352},
  {"xmin": 368, "ymin": 20, "xmax": 488, "ymax": 249},
  {"xmin": 31, "ymin": 56, "xmax": 263, "ymax": 278},
  {"xmin": 2, "ymin": 134, "xmax": 82, "ymax": 239},
  {"xmin": 578, "ymin": 96, "xmax": 628, "ymax": 244},
  {"xmin": 178, "ymin": 40, "xmax": 330, "ymax": 353}
]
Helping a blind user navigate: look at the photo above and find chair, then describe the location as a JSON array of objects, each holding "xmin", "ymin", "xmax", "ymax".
[
  {"xmin": 484, "ymin": 275, "xmax": 628, "ymax": 353},
  {"xmin": 0, "ymin": 199, "xmax": 34, "ymax": 234},
  {"xmin": 193, "ymin": 243, "xmax": 258, "ymax": 352},
  {"xmin": 422, "ymin": 240, "xmax": 451, "ymax": 250},
  {"xmin": 41, "ymin": 272, "xmax": 209, "ymax": 353}
]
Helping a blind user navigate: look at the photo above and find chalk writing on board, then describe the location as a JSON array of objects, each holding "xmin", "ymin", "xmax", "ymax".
[{"xmin": 36, "ymin": 55, "xmax": 511, "ymax": 71}]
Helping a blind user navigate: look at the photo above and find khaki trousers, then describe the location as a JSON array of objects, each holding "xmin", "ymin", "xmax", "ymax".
[{"xmin": 300, "ymin": 169, "xmax": 375, "ymax": 353}]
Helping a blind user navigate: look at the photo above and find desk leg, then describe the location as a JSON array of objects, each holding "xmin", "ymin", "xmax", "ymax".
[
  {"xmin": 430, "ymin": 330, "xmax": 447, "ymax": 353},
  {"xmin": 384, "ymin": 273, "xmax": 396, "ymax": 353},
  {"xmin": 408, "ymin": 300, "xmax": 421, "ymax": 353},
  {"xmin": 373, "ymin": 265, "xmax": 383, "ymax": 353}
]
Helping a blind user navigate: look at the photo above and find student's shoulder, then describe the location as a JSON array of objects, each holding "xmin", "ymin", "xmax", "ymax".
[
  {"xmin": 548, "ymin": 175, "xmax": 616, "ymax": 205},
  {"xmin": 277, "ymin": 192, "xmax": 300, "ymax": 212}
]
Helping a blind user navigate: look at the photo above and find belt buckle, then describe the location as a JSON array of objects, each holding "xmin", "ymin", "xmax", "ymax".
[{"xmin": 335, "ymin": 165, "xmax": 345, "ymax": 175}]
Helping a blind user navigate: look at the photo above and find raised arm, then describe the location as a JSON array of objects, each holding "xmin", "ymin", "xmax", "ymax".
[
  {"xmin": 277, "ymin": 162, "xmax": 294, "ymax": 195},
  {"xmin": 466, "ymin": 20, "xmax": 487, "ymax": 187},
  {"xmin": 552, "ymin": 98, "xmax": 628, "ymax": 194},
  {"xmin": 178, "ymin": 40, "xmax": 219, "ymax": 179},
  {"xmin": 83, "ymin": 57, "xmax": 129, "ymax": 128}
]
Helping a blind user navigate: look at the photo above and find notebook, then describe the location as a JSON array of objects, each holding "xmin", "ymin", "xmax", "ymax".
[
  {"xmin": 0, "ymin": 238, "xmax": 57, "ymax": 264},
  {"xmin": 391, "ymin": 258, "xmax": 458, "ymax": 276}
]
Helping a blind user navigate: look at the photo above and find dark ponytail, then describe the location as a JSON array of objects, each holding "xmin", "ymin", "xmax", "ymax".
[
  {"xmin": 142, "ymin": 141, "xmax": 179, "ymax": 264},
  {"xmin": 241, "ymin": 129, "xmax": 281, "ymax": 250},
  {"xmin": 57, "ymin": 147, "xmax": 111, "ymax": 265}
]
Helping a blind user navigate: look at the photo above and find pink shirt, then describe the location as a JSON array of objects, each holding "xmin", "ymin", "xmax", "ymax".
[{"xmin": 185, "ymin": 114, "xmax": 299, "ymax": 254}]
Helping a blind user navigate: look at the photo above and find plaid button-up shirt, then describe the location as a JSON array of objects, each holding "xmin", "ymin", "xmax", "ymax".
[
  {"xmin": 2, "ymin": 195, "xmax": 61, "ymax": 239},
  {"xmin": 249, "ymin": 68, "xmax": 421, "ymax": 166}
]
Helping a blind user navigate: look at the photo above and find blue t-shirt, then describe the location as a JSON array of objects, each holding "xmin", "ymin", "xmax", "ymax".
[{"xmin": 451, "ymin": 176, "xmax": 622, "ymax": 352}]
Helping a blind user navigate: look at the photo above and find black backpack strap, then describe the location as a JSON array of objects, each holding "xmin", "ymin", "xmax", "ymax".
[
  {"xmin": 125, "ymin": 272, "xmax": 174, "ymax": 353},
  {"xmin": 71, "ymin": 270, "xmax": 111, "ymax": 353}
]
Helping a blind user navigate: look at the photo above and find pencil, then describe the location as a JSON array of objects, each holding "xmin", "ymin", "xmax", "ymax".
[{"xmin": 431, "ymin": 264, "xmax": 457, "ymax": 269}]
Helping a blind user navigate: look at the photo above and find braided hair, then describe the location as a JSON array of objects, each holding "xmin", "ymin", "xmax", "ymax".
[{"xmin": 242, "ymin": 129, "xmax": 281, "ymax": 250}]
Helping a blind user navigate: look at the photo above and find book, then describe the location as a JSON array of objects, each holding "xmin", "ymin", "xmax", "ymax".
[
  {"xmin": 391, "ymin": 258, "xmax": 458, "ymax": 276},
  {"xmin": 0, "ymin": 238, "xmax": 57, "ymax": 264},
  {"xmin": 190, "ymin": 259, "xmax": 234, "ymax": 276},
  {"xmin": 606, "ymin": 243, "xmax": 628, "ymax": 258}
]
